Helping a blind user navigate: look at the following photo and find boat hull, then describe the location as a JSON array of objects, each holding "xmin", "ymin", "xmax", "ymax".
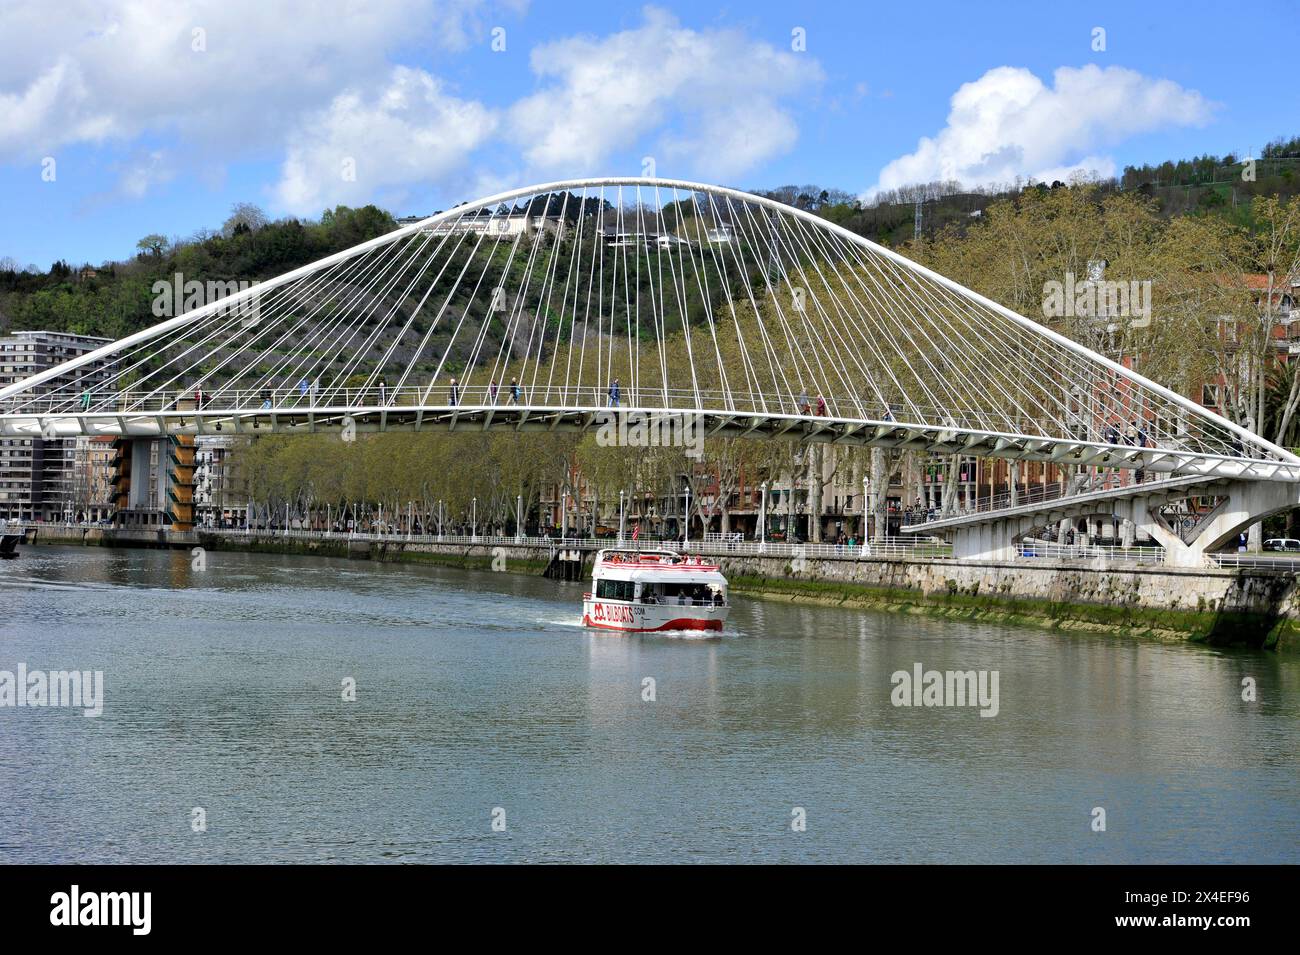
[{"xmin": 582, "ymin": 598, "xmax": 727, "ymax": 632}]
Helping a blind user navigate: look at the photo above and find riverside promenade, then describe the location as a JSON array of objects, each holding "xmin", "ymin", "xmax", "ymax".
[{"xmin": 18, "ymin": 523, "xmax": 1300, "ymax": 648}]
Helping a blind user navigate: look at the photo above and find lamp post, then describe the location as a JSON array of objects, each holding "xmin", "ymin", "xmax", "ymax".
[
  {"xmin": 407, "ymin": 500, "xmax": 413, "ymax": 540},
  {"xmin": 471, "ymin": 496, "xmax": 477, "ymax": 542},
  {"xmin": 862, "ymin": 474, "xmax": 869, "ymax": 541},
  {"xmin": 619, "ymin": 489, "xmax": 626, "ymax": 544},
  {"xmin": 758, "ymin": 480, "xmax": 768, "ymax": 552},
  {"xmin": 561, "ymin": 490, "xmax": 569, "ymax": 541},
  {"xmin": 516, "ymin": 494, "xmax": 523, "ymax": 543},
  {"xmin": 683, "ymin": 479, "xmax": 691, "ymax": 549}
]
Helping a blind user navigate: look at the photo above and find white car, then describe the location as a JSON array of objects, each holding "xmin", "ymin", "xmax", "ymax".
[{"xmin": 1262, "ymin": 538, "xmax": 1300, "ymax": 552}]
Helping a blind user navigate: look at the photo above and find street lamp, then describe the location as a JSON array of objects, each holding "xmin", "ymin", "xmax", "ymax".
[
  {"xmin": 561, "ymin": 489, "xmax": 569, "ymax": 540},
  {"xmin": 758, "ymin": 480, "xmax": 768, "ymax": 552},
  {"xmin": 619, "ymin": 489, "xmax": 625, "ymax": 544},
  {"xmin": 862, "ymin": 474, "xmax": 869, "ymax": 541},
  {"xmin": 516, "ymin": 494, "xmax": 523, "ymax": 543},
  {"xmin": 471, "ymin": 496, "xmax": 477, "ymax": 541},
  {"xmin": 683, "ymin": 478, "xmax": 691, "ymax": 549}
]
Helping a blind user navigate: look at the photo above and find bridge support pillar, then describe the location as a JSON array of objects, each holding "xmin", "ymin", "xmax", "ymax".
[
  {"xmin": 943, "ymin": 479, "xmax": 1299, "ymax": 566},
  {"xmin": 950, "ymin": 516, "xmax": 1030, "ymax": 561},
  {"xmin": 1117, "ymin": 479, "xmax": 1300, "ymax": 568}
]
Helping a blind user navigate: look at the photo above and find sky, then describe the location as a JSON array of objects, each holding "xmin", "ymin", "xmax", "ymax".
[{"xmin": 1, "ymin": 0, "xmax": 1297, "ymax": 268}]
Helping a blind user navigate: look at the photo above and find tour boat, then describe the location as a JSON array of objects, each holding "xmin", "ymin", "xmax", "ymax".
[{"xmin": 582, "ymin": 548, "xmax": 729, "ymax": 632}]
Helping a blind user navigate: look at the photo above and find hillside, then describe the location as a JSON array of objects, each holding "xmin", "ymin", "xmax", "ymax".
[{"xmin": 1, "ymin": 134, "xmax": 1297, "ymax": 343}]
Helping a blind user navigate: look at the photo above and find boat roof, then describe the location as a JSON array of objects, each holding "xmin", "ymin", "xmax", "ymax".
[{"xmin": 593, "ymin": 548, "xmax": 726, "ymax": 584}]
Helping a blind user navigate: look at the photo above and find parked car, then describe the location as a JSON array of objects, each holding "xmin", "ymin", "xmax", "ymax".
[{"xmin": 1262, "ymin": 538, "xmax": 1300, "ymax": 552}]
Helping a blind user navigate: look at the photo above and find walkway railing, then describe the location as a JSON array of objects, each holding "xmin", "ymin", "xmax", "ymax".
[
  {"xmin": 1209, "ymin": 553, "xmax": 1300, "ymax": 572},
  {"xmin": 34, "ymin": 521, "xmax": 1298, "ymax": 569},
  {"xmin": 1016, "ymin": 540, "xmax": 1166, "ymax": 564},
  {"xmin": 204, "ymin": 527, "xmax": 953, "ymax": 561}
]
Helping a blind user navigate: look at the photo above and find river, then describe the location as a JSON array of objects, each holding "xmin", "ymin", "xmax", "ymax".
[{"xmin": 1, "ymin": 545, "xmax": 1296, "ymax": 863}]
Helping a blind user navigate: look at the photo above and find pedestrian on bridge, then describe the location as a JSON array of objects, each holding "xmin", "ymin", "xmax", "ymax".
[
  {"xmin": 609, "ymin": 377, "xmax": 620, "ymax": 408},
  {"xmin": 798, "ymin": 389, "xmax": 810, "ymax": 415},
  {"xmin": 297, "ymin": 377, "xmax": 309, "ymax": 401},
  {"xmin": 449, "ymin": 378, "xmax": 460, "ymax": 406},
  {"xmin": 378, "ymin": 378, "xmax": 387, "ymax": 406},
  {"xmin": 509, "ymin": 378, "xmax": 520, "ymax": 404},
  {"xmin": 490, "ymin": 380, "xmax": 499, "ymax": 404},
  {"xmin": 79, "ymin": 388, "xmax": 91, "ymax": 411}
]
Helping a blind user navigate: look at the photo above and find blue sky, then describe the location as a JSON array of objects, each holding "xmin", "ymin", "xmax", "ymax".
[{"xmin": 2, "ymin": 0, "xmax": 1297, "ymax": 268}]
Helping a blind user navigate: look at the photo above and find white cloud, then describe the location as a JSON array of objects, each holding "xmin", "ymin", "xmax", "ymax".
[
  {"xmin": 274, "ymin": 66, "xmax": 497, "ymax": 215},
  {"xmin": 0, "ymin": 0, "xmax": 496, "ymax": 164},
  {"xmin": 867, "ymin": 64, "xmax": 1213, "ymax": 196},
  {"xmin": 0, "ymin": 2, "xmax": 819, "ymax": 213},
  {"xmin": 508, "ymin": 6, "xmax": 822, "ymax": 179}
]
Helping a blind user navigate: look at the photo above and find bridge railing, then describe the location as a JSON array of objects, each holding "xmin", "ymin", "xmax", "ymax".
[
  {"xmin": 906, "ymin": 469, "xmax": 1187, "ymax": 526},
  {"xmin": 3, "ymin": 384, "xmax": 1221, "ymax": 458}
]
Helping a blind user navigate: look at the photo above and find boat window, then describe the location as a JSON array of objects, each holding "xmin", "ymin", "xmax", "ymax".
[{"xmin": 596, "ymin": 578, "xmax": 634, "ymax": 601}]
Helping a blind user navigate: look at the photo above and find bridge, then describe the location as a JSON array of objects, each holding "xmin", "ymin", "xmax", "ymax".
[{"xmin": 1, "ymin": 177, "xmax": 1296, "ymax": 562}]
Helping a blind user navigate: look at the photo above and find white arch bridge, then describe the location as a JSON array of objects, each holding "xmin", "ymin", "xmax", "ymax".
[{"xmin": 2, "ymin": 178, "xmax": 1297, "ymax": 561}]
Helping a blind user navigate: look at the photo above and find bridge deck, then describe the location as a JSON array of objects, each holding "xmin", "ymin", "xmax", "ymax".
[{"xmin": 3, "ymin": 404, "xmax": 1297, "ymax": 482}]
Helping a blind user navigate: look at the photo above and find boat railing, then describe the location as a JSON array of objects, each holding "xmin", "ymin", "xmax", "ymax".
[{"xmin": 639, "ymin": 596, "xmax": 727, "ymax": 608}]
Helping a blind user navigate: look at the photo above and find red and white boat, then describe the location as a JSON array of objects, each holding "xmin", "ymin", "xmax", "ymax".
[{"xmin": 582, "ymin": 548, "xmax": 729, "ymax": 633}]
